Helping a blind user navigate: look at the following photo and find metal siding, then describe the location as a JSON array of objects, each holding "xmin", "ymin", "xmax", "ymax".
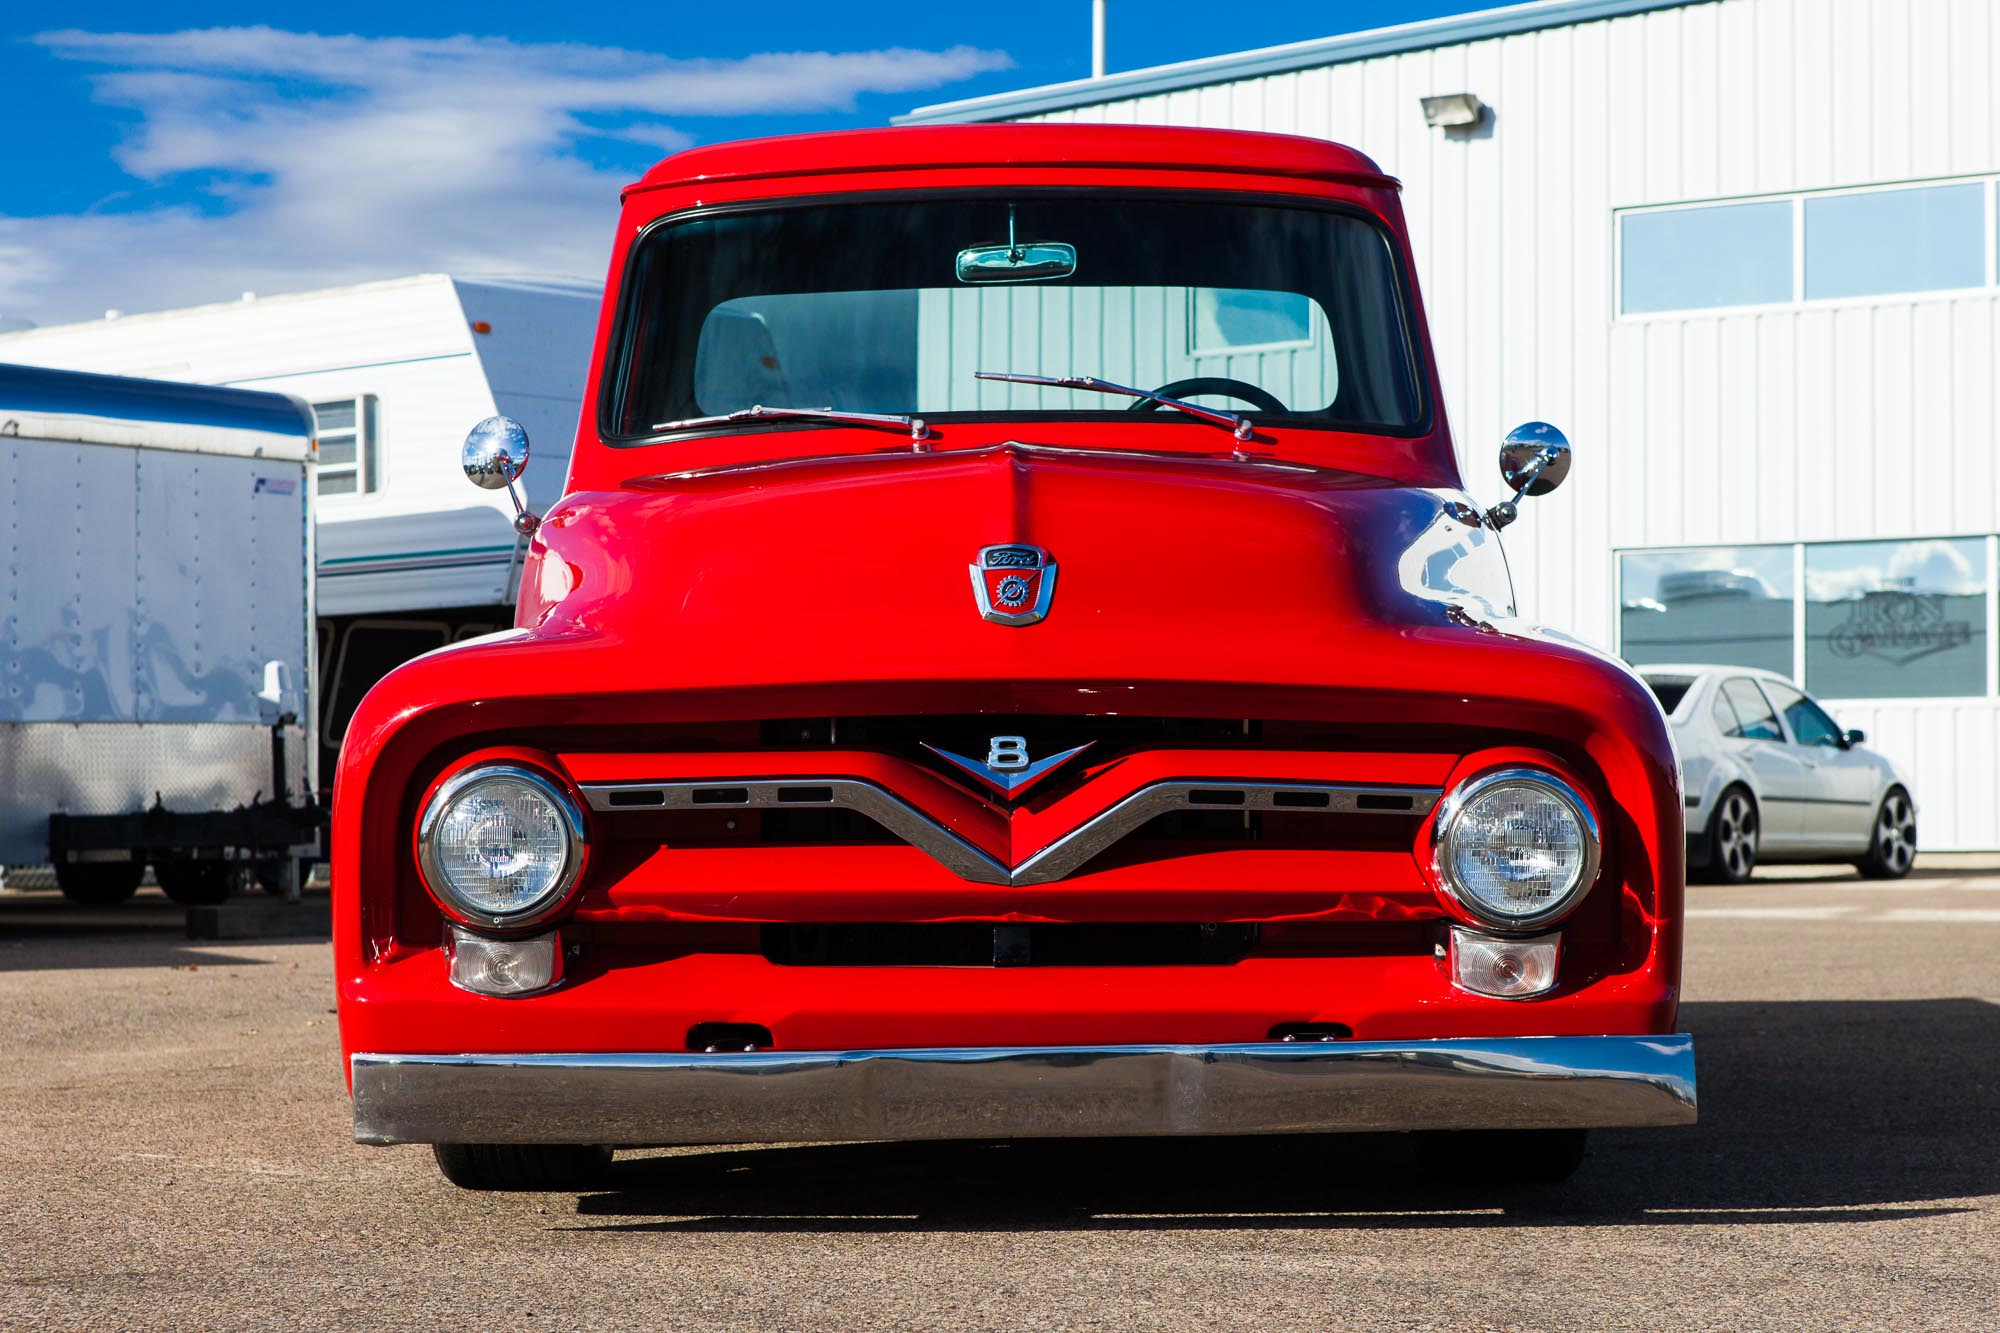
[
  {"xmin": 2, "ymin": 438, "xmax": 139, "ymax": 722},
  {"xmin": 1018, "ymin": 0, "xmax": 2000, "ymax": 845}
]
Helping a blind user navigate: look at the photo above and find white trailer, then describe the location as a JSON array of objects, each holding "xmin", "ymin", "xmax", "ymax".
[
  {"xmin": 0, "ymin": 275, "xmax": 601, "ymax": 784},
  {"xmin": 0, "ymin": 363, "xmax": 320, "ymax": 904}
]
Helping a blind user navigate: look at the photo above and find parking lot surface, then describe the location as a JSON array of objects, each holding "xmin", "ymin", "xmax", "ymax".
[{"xmin": 2, "ymin": 860, "xmax": 1997, "ymax": 1331}]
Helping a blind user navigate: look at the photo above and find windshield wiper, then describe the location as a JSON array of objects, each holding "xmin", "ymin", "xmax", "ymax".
[
  {"xmin": 972, "ymin": 371, "xmax": 1254, "ymax": 441},
  {"xmin": 652, "ymin": 404, "xmax": 930, "ymax": 441}
]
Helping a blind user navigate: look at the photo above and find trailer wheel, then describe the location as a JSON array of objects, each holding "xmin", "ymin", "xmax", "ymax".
[
  {"xmin": 252, "ymin": 857, "xmax": 312, "ymax": 897},
  {"xmin": 154, "ymin": 860, "xmax": 236, "ymax": 906},
  {"xmin": 54, "ymin": 860, "xmax": 145, "ymax": 905}
]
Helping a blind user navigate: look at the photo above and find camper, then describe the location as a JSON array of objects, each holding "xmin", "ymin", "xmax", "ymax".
[
  {"xmin": 0, "ymin": 363, "xmax": 320, "ymax": 903},
  {"xmin": 0, "ymin": 275, "xmax": 600, "ymax": 784}
]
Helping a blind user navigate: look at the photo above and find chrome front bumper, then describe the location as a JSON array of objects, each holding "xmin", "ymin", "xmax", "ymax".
[{"xmin": 352, "ymin": 1035, "xmax": 1696, "ymax": 1146}]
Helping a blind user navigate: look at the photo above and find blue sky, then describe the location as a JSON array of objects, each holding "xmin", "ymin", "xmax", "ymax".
[{"xmin": 0, "ymin": 1, "xmax": 1488, "ymax": 325}]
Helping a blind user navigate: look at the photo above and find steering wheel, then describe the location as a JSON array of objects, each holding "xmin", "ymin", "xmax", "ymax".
[{"xmin": 1125, "ymin": 376, "xmax": 1288, "ymax": 416}]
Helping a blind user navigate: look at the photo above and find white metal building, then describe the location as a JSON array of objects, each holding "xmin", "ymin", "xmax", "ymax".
[
  {"xmin": 902, "ymin": 0, "xmax": 2000, "ymax": 849},
  {"xmin": 0, "ymin": 274, "xmax": 599, "ymax": 778}
]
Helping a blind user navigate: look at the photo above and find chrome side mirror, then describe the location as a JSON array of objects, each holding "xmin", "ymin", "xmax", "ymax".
[
  {"xmin": 1485, "ymin": 421, "xmax": 1570, "ymax": 529},
  {"xmin": 463, "ymin": 415, "xmax": 539, "ymax": 535}
]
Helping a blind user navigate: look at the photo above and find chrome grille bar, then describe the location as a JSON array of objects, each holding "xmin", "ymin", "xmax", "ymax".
[
  {"xmin": 1011, "ymin": 781, "xmax": 1440, "ymax": 885},
  {"xmin": 581, "ymin": 778, "xmax": 1009, "ymax": 884}
]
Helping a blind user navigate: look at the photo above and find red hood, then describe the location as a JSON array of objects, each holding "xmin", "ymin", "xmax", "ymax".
[{"xmin": 512, "ymin": 441, "xmax": 1534, "ymax": 695}]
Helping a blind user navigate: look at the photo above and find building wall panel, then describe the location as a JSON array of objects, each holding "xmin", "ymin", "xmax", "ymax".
[{"xmin": 1021, "ymin": 0, "xmax": 2000, "ymax": 844}]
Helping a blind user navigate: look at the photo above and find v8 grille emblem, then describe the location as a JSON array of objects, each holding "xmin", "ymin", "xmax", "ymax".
[{"xmin": 921, "ymin": 735, "xmax": 1093, "ymax": 798}]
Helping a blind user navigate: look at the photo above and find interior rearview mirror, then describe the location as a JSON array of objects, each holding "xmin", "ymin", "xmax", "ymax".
[{"xmin": 957, "ymin": 204, "xmax": 1076, "ymax": 284}]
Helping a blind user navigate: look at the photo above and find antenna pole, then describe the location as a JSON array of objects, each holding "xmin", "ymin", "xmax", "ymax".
[{"xmin": 1092, "ymin": 0, "xmax": 1107, "ymax": 78}]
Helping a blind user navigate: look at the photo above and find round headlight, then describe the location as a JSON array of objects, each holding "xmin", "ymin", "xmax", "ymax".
[
  {"xmin": 418, "ymin": 764, "xmax": 585, "ymax": 928},
  {"xmin": 1432, "ymin": 768, "xmax": 1600, "ymax": 931}
]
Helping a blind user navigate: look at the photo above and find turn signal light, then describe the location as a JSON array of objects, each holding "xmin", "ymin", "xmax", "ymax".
[
  {"xmin": 1449, "ymin": 926, "xmax": 1559, "ymax": 999},
  {"xmin": 446, "ymin": 925, "xmax": 562, "ymax": 997}
]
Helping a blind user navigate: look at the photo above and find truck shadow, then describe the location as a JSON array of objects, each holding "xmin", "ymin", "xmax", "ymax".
[
  {"xmin": 568, "ymin": 998, "xmax": 2000, "ymax": 1232},
  {"xmin": 0, "ymin": 886, "xmax": 329, "ymax": 966}
]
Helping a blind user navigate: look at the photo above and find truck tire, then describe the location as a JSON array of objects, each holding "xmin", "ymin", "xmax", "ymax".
[
  {"xmin": 1855, "ymin": 788, "xmax": 1916, "ymax": 880},
  {"xmin": 432, "ymin": 1143, "xmax": 614, "ymax": 1192},
  {"xmin": 54, "ymin": 860, "xmax": 145, "ymax": 905},
  {"xmin": 153, "ymin": 860, "xmax": 236, "ymax": 907}
]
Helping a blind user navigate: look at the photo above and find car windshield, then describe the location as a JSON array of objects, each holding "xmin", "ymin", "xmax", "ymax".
[{"xmin": 604, "ymin": 194, "xmax": 1424, "ymax": 440}]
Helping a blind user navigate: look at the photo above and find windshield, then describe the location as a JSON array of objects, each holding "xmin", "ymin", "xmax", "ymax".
[{"xmin": 604, "ymin": 194, "xmax": 1424, "ymax": 440}]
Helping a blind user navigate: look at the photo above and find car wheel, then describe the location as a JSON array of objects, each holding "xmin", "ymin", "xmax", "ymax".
[
  {"xmin": 54, "ymin": 859, "xmax": 145, "ymax": 905},
  {"xmin": 1705, "ymin": 787, "xmax": 1759, "ymax": 884},
  {"xmin": 433, "ymin": 1143, "xmax": 614, "ymax": 1192},
  {"xmin": 153, "ymin": 860, "xmax": 236, "ymax": 907},
  {"xmin": 1856, "ymin": 788, "xmax": 1917, "ymax": 880}
]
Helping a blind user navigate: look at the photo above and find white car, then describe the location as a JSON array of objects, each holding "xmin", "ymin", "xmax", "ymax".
[{"xmin": 1637, "ymin": 665, "xmax": 1917, "ymax": 883}]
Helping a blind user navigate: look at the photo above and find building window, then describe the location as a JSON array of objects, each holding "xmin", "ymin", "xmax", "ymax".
[
  {"xmin": 1618, "ymin": 176, "xmax": 1999, "ymax": 316},
  {"xmin": 1619, "ymin": 201, "xmax": 1794, "ymax": 314},
  {"xmin": 1803, "ymin": 538, "xmax": 1988, "ymax": 699},
  {"xmin": 1804, "ymin": 183, "xmax": 1985, "ymax": 300},
  {"xmin": 1619, "ymin": 537, "xmax": 1999, "ymax": 700},
  {"xmin": 313, "ymin": 396, "xmax": 378, "ymax": 496},
  {"xmin": 1618, "ymin": 545, "xmax": 1796, "ymax": 676}
]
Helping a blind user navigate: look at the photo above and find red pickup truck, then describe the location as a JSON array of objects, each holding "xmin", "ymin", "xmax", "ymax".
[{"xmin": 335, "ymin": 124, "xmax": 1695, "ymax": 1191}]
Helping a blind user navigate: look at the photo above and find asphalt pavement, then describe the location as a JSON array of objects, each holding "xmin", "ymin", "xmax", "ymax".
[{"xmin": 2, "ymin": 859, "xmax": 1996, "ymax": 1331}]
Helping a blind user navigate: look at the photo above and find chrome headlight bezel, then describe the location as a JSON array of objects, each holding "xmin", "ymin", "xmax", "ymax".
[
  {"xmin": 416, "ymin": 763, "xmax": 587, "ymax": 930},
  {"xmin": 1431, "ymin": 767, "xmax": 1601, "ymax": 934}
]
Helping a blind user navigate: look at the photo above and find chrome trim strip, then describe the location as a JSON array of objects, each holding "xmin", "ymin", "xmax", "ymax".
[
  {"xmin": 351, "ymin": 1034, "xmax": 1697, "ymax": 1146},
  {"xmin": 581, "ymin": 778, "xmax": 1010, "ymax": 884},
  {"xmin": 1012, "ymin": 780, "xmax": 1441, "ymax": 885},
  {"xmin": 579, "ymin": 778, "xmax": 1442, "ymax": 886}
]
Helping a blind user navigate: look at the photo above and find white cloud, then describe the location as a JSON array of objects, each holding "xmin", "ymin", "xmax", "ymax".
[{"xmin": 1, "ymin": 27, "xmax": 1012, "ymax": 324}]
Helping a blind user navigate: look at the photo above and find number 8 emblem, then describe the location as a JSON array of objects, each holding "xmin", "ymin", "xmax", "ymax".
[{"xmin": 986, "ymin": 736, "xmax": 1030, "ymax": 771}]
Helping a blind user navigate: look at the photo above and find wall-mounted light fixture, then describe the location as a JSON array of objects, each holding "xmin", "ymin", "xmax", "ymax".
[{"xmin": 1421, "ymin": 93, "xmax": 1486, "ymax": 129}]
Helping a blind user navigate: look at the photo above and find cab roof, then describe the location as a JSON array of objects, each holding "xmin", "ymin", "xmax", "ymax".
[{"xmin": 629, "ymin": 123, "xmax": 1394, "ymax": 195}]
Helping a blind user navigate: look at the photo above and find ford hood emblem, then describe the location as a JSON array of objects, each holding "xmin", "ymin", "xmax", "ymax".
[{"xmin": 971, "ymin": 544, "xmax": 1056, "ymax": 626}]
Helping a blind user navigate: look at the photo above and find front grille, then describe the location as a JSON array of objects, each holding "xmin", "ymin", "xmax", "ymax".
[{"xmin": 760, "ymin": 922, "xmax": 1260, "ymax": 967}]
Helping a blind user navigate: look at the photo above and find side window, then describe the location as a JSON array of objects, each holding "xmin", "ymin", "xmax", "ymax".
[
  {"xmin": 1762, "ymin": 681, "xmax": 1843, "ymax": 747},
  {"xmin": 1711, "ymin": 692, "xmax": 1741, "ymax": 737},
  {"xmin": 1721, "ymin": 678, "xmax": 1783, "ymax": 741},
  {"xmin": 313, "ymin": 395, "xmax": 380, "ymax": 496}
]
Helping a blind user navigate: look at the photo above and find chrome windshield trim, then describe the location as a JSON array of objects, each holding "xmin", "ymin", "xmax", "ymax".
[
  {"xmin": 352, "ymin": 1034, "xmax": 1698, "ymax": 1146},
  {"xmin": 973, "ymin": 371, "xmax": 1254, "ymax": 440},
  {"xmin": 650, "ymin": 404, "xmax": 929, "ymax": 441},
  {"xmin": 581, "ymin": 777, "xmax": 1441, "ymax": 886}
]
